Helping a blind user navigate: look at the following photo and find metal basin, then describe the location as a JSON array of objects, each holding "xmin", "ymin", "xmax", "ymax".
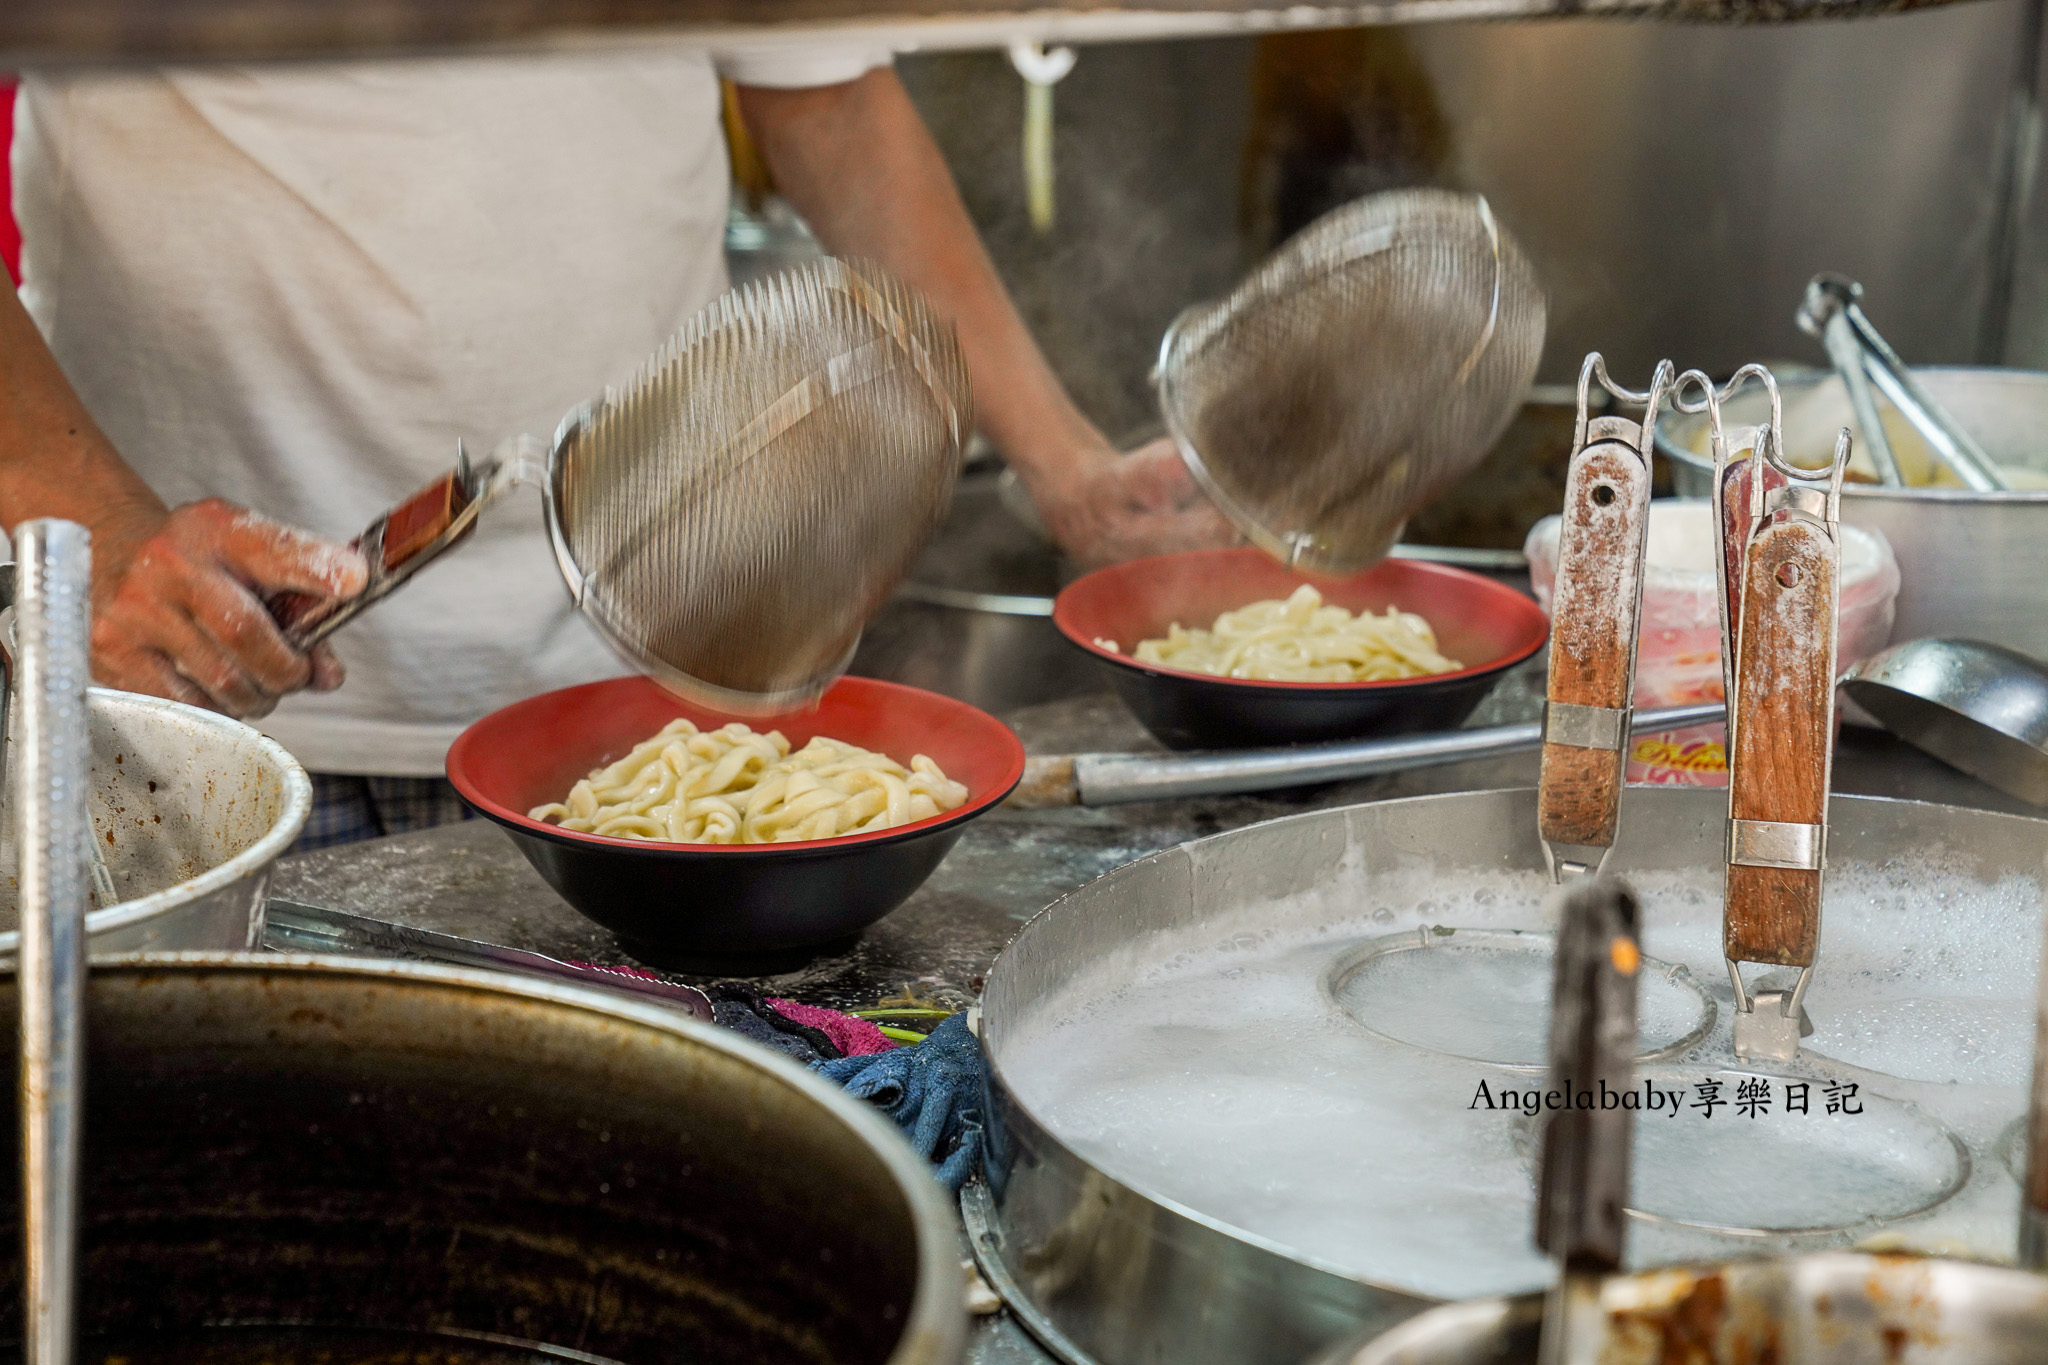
[
  {"xmin": 1312, "ymin": 1252, "xmax": 2048, "ymax": 1364},
  {"xmin": 2, "ymin": 955, "xmax": 965, "ymax": 1364},
  {"xmin": 1654, "ymin": 367, "xmax": 2048, "ymax": 659},
  {"xmin": 0, "ymin": 687, "xmax": 310, "ymax": 956},
  {"xmin": 973, "ymin": 787, "xmax": 2048, "ymax": 1365}
]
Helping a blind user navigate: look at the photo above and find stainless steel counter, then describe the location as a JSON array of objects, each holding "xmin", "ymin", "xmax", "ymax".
[{"xmin": 266, "ymin": 667, "xmax": 2040, "ymax": 1365}]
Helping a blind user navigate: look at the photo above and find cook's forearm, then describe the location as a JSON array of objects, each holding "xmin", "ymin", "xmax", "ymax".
[
  {"xmin": 735, "ymin": 69, "xmax": 1106, "ymax": 495},
  {"xmin": 0, "ymin": 286, "xmax": 166, "ymax": 533}
]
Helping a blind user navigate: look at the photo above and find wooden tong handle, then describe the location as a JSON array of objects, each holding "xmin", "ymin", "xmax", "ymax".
[
  {"xmin": 1724, "ymin": 517, "xmax": 1837, "ymax": 967},
  {"xmin": 269, "ymin": 470, "xmax": 472, "ymax": 645},
  {"xmin": 1539, "ymin": 427, "xmax": 1651, "ymax": 849}
]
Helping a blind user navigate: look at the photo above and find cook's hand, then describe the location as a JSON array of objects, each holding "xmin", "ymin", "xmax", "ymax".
[
  {"xmin": 87, "ymin": 498, "xmax": 368, "ymax": 719},
  {"xmin": 1030, "ymin": 438, "xmax": 1240, "ymax": 568}
]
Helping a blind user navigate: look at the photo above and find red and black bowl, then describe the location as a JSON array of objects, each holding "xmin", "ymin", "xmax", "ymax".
[
  {"xmin": 1053, "ymin": 547, "xmax": 1548, "ymax": 750},
  {"xmin": 447, "ymin": 675, "xmax": 1024, "ymax": 970}
]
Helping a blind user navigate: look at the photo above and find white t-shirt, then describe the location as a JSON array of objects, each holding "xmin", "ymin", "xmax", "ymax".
[{"xmin": 11, "ymin": 43, "xmax": 887, "ymax": 776}]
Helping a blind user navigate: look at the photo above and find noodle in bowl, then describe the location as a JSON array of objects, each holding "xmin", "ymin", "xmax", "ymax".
[
  {"xmin": 1053, "ymin": 548, "xmax": 1549, "ymax": 750},
  {"xmin": 530, "ymin": 719, "xmax": 969, "ymax": 846},
  {"xmin": 1127, "ymin": 584, "xmax": 1460, "ymax": 683},
  {"xmin": 447, "ymin": 675, "xmax": 1024, "ymax": 962}
]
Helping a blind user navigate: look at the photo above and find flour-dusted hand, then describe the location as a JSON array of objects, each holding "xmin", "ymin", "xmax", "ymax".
[
  {"xmin": 89, "ymin": 498, "xmax": 368, "ymax": 719},
  {"xmin": 1028, "ymin": 437, "xmax": 1240, "ymax": 568}
]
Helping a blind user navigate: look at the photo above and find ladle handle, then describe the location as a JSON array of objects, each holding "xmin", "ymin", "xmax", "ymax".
[
  {"xmin": 1723, "ymin": 517, "xmax": 1839, "ymax": 967},
  {"xmin": 1538, "ymin": 418, "xmax": 1651, "ymax": 851},
  {"xmin": 1536, "ymin": 876, "xmax": 1641, "ymax": 1271},
  {"xmin": 14, "ymin": 520, "xmax": 94, "ymax": 1365}
]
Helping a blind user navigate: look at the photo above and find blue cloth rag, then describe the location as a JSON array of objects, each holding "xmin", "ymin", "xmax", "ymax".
[{"xmin": 813, "ymin": 1012, "xmax": 986, "ymax": 1191}]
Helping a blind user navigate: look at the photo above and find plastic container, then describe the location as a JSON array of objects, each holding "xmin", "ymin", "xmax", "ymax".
[{"xmin": 1526, "ymin": 499, "xmax": 1899, "ymax": 785}]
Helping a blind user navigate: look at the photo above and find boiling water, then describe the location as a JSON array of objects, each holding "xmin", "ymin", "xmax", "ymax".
[{"xmin": 996, "ymin": 859, "xmax": 2040, "ymax": 1300}]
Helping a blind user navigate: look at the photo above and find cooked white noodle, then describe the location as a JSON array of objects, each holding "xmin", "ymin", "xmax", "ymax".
[
  {"xmin": 1130, "ymin": 584, "xmax": 1459, "ymax": 682},
  {"xmin": 530, "ymin": 719, "xmax": 969, "ymax": 845}
]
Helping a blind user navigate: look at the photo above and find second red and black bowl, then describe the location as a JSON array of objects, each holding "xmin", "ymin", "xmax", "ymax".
[
  {"xmin": 1053, "ymin": 548, "xmax": 1548, "ymax": 750},
  {"xmin": 447, "ymin": 675, "xmax": 1024, "ymax": 969}
]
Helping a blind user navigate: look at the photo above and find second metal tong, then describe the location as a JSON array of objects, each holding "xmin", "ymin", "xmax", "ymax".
[
  {"xmin": 1537, "ymin": 354, "xmax": 1670, "ymax": 883},
  {"xmin": 1689, "ymin": 364, "xmax": 1851, "ymax": 1062},
  {"xmin": 1796, "ymin": 274, "xmax": 2010, "ymax": 492}
]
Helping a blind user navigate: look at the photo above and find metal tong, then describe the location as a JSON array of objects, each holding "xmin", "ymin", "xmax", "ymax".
[
  {"xmin": 1796, "ymin": 274, "xmax": 2010, "ymax": 492},
  {"xmin": 13, "ymin": 521, "xmax": 93, "ymax": 1364},
  {"xmin": 1534, "ymin": 876, "xmax": 1642, "ymax": 1365},
  {"xmin": 1686, "ymin": 364, "xmax": 1850, "ymax": 1063},
  {"xmin": 1537, "ymin": 354, "xmax": 1672, "ymax": 883}
]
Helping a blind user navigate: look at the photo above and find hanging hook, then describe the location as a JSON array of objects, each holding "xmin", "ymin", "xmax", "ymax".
[{"xmin": 1007, "ymin": 40, "xmax": 1078, "ymax": 236}]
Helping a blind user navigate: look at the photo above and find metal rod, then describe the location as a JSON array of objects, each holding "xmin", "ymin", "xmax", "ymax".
[
  {"xmin": 14, "ymin": 520, "xmax": 94, "ymax": 1365},
  {"xmin": 1073, "ymin": 701, "xmax": 1724, "ymax": 806},
  {"xmin": 262, "ymin": 901, "xmax": 715, "ymax": 1021}
]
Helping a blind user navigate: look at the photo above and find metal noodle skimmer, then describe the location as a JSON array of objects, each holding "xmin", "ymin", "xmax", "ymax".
[
  {"xmin": 1679, "ymin": 364, "xmax": 1850, "ymax": 1062},
  {"xmin": 271, "ymin": 257, "xmax": 972, "ymax": 712},
  {"xmin": 1155, "ymin": 188, "xmax": 1545, "ymax": 573}
]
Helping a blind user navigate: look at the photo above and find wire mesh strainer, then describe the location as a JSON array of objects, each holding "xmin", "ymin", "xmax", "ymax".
[
  {"xmin": 272, "ymin": 257, "xmax": 971, "ymax": 711},
  {"xmin": 1156, "ymin": 188, "xmax": 1545, "ymax": 573}
]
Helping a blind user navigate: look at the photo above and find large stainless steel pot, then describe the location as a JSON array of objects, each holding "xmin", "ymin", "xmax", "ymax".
[
  {"xmin": 0, "ymin": 688, "xmax": 312, "ymax": 956},
  {"xmin": 4, "ymin": 954, "xmax": 964, "ymax": 1364},
  {"xmin": 1655, "ymin": 368, "xmax": 2048, "ymax": 661},
  {"xmin": 973, "ymin": 787, "xmax": 2048, "ymax": 1365},
  {"xmin": 1310, "ymin": 1252, "xmax": 2048, "ymax": 1364}
]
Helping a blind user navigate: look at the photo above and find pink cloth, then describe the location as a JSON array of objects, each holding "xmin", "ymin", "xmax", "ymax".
[{"xmin": 768, "ymin": 997, "xmax": 898, "ymax": 1057}]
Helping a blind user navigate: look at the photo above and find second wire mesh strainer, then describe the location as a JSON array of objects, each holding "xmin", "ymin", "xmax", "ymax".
[{"xmin": 1156, "ymin": 188, "xmax": 1545, "ymax": 573}]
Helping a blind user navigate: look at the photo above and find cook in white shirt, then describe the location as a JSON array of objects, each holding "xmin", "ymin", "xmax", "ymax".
[{"xmin": 1, "ymin": 46, "xmax": 1229, "ymax": 790}]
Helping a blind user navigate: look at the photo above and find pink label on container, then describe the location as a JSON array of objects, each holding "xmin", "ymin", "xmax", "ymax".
[{"xmin": 1628, "ymin": 724, "xmax": 1729, "ymax": 787}]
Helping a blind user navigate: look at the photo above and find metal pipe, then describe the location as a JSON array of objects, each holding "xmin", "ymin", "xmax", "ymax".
[
  {"xmin": 1070, "ymin": 701, "xmax": 1724, "ymax": 806},
  {"xmin": 14, "ymin": 520, "xmax": 93, "ymax": 1365}
]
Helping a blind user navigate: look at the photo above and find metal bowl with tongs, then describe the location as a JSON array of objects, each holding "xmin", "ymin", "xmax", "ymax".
[
  {"xmin": 7, "ymin": 520, "xmax": 968, "ymax": 1365},
  {"xmin": 0, "ymin": 562, "xmax": 311, "ymax": 958}
]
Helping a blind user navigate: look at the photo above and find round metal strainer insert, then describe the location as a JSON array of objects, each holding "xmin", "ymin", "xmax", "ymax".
[
  {"xmin": 1157, "ymin": 188, "xmax": 1545, "ymax": 573},
  {"xmin": 1621, "ymin": 1065, "xmax": 1970, "ymax": 1238},
  {"xmin": 1324, "ymin": 926, "xmax": 1715, "ymax": 1070}
]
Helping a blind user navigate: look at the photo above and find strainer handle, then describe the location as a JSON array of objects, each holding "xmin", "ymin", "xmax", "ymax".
[{"xmin": 268, "ymin": 450, "xmax": 502, "ymax": 650}]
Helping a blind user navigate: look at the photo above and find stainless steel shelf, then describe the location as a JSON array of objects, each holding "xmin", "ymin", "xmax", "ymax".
[{"xmin": 3, "ymin": 0, "xmax": 1987, "ymax": 66}]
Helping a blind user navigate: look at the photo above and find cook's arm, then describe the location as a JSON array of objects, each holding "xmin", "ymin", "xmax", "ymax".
[
  {"xmin": 0, "ymin": 285, "xmax": 365, "ymax": 716},
  {"xmin": 736, "ymin": 68, "xmax": 1236, "ymax": 566}
]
